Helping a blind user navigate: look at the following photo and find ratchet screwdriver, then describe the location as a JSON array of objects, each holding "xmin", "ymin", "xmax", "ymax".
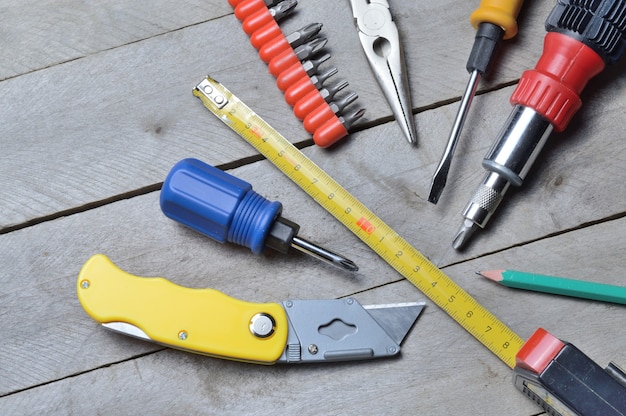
[
  {"xmin": 453, "ymin": 0, "xmax": 626, "ymax": 250},
  {"xmin": 428, "ymin": 0, "xmax": 524, "ymax": 204},
  {"xmin": 161, "ymin": 158, "xmax": 359, "ymax": 272}
]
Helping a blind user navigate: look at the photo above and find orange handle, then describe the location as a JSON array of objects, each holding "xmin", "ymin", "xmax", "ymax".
[{"xmin": 470, "ymin": 0, "xmax": 524, "ymax": 39}]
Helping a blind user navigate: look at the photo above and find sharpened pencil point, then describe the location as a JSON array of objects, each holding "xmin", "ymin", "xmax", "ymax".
[{"xmin": 477, "ymin": 270, "xmax": 505, "ymax": 282}]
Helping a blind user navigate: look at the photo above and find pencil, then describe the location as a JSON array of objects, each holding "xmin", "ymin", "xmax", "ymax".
[{"xmin": 478, "ymin": 269, "xmax": 626, "ymax": 305}]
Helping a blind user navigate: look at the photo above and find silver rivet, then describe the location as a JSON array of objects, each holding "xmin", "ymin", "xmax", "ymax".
[
  {"xmin": 346, "ymin": 298, "xmax": 354, "ymax": 305},
  {"xmin": 202, "ymin": 85, "xmax": 213, "ymax": 94},
  {"xmin": 178, "ymin": 330, "xmax": 188, "ymax": 341},
  {"xmin": 81, "ymin": 280, "xmax": 90, "ymax": 289},
  {"xmin": 250, "ymin": 313, "xmax": 275, "ymax": 338},
  {"xmin": 388, "ymin": 346, "xmax": 398, "ymax": 354},
  {"xmin": 308, "ymin": 344, "xmax": 319, "ymax": 355},
  {"xmin": 214, "ymin": 95, "xmax": 225, "ymax": 104}
]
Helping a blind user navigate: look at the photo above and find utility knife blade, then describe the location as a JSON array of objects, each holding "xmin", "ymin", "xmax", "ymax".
[{"xmin": 77, "ymin": 254, "xmax": 424, "ymax": 364}]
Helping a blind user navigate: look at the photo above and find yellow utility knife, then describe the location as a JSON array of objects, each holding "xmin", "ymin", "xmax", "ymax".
[{"xmin": 77, "ymin": 254, "xmax": 424, "ymax": 364}]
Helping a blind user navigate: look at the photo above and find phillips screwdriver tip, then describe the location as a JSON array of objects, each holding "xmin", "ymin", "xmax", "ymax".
[
  {"xmin": 291, "ymin": 236, "xmax": 359, "ymax": 272},
  {"xmin": 451, "ymin": 219, "xmax": 478, "ymax": 250}
]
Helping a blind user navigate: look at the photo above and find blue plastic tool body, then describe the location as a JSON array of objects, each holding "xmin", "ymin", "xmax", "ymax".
[{"xmin": 160, "ymin": 158, "xmax": 282, "ymax": 255}]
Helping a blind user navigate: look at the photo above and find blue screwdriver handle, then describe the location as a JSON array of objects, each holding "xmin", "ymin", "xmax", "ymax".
[{"xmin": 160, "ymin": 158, "xmax": 282, "ymax": 255}]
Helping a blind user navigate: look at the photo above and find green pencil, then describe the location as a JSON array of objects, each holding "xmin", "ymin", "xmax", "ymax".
[{"xmin": 478, "ymin": 269, "xmax": 626, "ymax": 305}]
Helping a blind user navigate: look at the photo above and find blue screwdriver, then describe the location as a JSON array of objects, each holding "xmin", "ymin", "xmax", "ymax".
[{"xmin": 160, "ymin": 158, "xmax": 359, "ymax": 272}]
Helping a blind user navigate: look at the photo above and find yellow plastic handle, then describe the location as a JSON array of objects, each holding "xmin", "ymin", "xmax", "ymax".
[
  {"xmin": 470, "ymin": 0, "xmax": 524, "ymax": 40},
  {"xmin": 77, "ymin": 254, "xmax": 288, "ymax": 364}
]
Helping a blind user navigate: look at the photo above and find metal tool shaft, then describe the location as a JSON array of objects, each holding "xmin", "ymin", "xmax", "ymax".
[
  {"xmin": 429, "ymin": 69, "xmax": 481, "ymax": 204},
  {"xmin": 291, "ymin": 236, "xmax": 359, "ymax": 272}
]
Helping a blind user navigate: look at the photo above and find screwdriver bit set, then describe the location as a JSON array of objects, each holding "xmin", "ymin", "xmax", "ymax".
[{"xmin": 228, "ymin": 0, "xmax": 365, "ymax": 147}]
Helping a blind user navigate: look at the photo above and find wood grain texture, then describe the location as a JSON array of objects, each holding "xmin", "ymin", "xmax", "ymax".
[
  {"xmin": 1, "ymin": 0, "xmax": 625, "ymax": 414},
  {"xmin": 0, "ymin": 0, "xmax": 231, "ymax": 81},
  {"xmin": 0, "ymin": 0, "xmax": 553, "ymax": 230}
]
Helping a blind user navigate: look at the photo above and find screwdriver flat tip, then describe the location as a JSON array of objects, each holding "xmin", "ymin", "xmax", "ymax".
[{"xmin": 428, "ymin": 69, "xmax": 481, "ymax": 204}]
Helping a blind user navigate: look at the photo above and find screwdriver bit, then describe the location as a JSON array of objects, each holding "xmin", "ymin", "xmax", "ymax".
[{"xmin": 161, "ymin": 158, "xmax": 359, "ymax": 272}]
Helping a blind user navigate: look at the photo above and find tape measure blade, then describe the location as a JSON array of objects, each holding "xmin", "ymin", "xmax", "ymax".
[{"xmin": 194, "ymin": 77, "xmax": 524, "ymax": 368}]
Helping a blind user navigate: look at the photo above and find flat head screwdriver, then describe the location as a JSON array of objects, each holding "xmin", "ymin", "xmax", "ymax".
[
  {"xmin": 452, "ymin": 0, "xmax": 626, "ymax": 250},
  {"xmin": 161, "ymin": 158, "xmax": 359, "ymax": 272},
  {"xmin": 428, "ymin": 0, "xmax": 524, "ymax": 204}
]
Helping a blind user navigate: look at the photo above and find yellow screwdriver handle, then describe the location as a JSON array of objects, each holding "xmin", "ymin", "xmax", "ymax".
[
  {"xmin": 77, "ymin": 254, "xmax": 288, "ymax": 363},
  {"xmin": 470, "ymin": 0, "xmax": 524, "ymax": 39}
]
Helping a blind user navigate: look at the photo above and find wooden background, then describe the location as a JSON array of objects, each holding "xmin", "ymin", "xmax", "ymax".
[{"xmin": 1, "ymin": 0, "xmax": 624, "ymax": 414}]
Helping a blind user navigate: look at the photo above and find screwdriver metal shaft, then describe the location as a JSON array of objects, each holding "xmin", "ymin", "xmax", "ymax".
[
  {"xmin": 291, "ymin": 236, "xmax": 359, "ymax": 272},
  {"xmin": 428, "ymin": 0, "xmax": 524, "ymax": 204},
  {"xmin": 428, "ymin": 69, "xmax": 481, "ymax": 204}
]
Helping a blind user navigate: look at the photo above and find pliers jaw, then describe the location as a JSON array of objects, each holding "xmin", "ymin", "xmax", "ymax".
[{"xmin": 350, "ymin": 0, "xmax": 417, "ymax": 145}]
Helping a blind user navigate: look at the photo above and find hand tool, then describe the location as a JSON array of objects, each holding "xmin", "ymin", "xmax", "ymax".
[
  {"xmin": 242, "ymin": 0, "xmax": 297, "ymax": 36},
  {"xmin": 268, "ymin": 37, "xmax": 327, "ymax": 77},
  {"xmin": 234, "ymin": 0, "xmax": 278, "ymax": 21},
  {"xmin": 160, "ymin": 158, "xmax": 358, "ymax": 272},
  {"xmin": 250, "ymin": 19, "xmax": 284, "ymax": 49},
  {"xmin": 428, "ymin": 0, "xmax": 524, "ymax": 204},
  {"xmin": 348, "ymin": 0, "xmax": 417, "ymax": 145},
  {"xmin": 514, "ymin": 328, "xmax": 626, "ymax": 415},
  {"xmin": 193, "ymin": 76, "xmax": 524, "ymax": 368},
  {"xmin": 259, "ymin": 23, "xmax": 323, "ymax": 63},
  {"xmin": 453, "ymin": 0, "xmax": 626, "ymax": 250},
  {"xmin": 303, "ymin": 92, "xmax": 358, "ymax": 134},
  {"xmin": 276, "ymin": 54, "xmax": 330, "ymax": 91},
  {"xmin": 284, "ymin": 67, "xmax": 338, "ymax": 107},
  {"xmin": 313, "ymin": 108, "xmax": 366, "ymax": 148},
  {"xmin": 293, "ymin": 79, "xmax": 348, "ymax": 120},
  {"xmin": 77, "ymin": 254, "xmax": 425, "ymax": 364}
]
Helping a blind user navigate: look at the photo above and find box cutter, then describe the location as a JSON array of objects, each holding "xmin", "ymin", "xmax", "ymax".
[{"xmin": 77, "ymin": 254, "xmax": 425, "ymax": 364}]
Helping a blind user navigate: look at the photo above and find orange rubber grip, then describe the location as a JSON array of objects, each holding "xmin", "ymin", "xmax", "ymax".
[
  {"xmin": 313, "ymin": 116, "xmax": 348, "ymax": 148},
  {"xmin": 469, "ymin": 0, "xmax": 524, "ymax": 40}
]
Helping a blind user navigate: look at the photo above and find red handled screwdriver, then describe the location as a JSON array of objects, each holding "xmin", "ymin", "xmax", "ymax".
[
  {"xmin": 313, "ymin": 108, "xmax": 365, "ymax": 148},
  {"xmin": 276, "ymin": 54, "xmax": 330, "ymax": 91},
  {"xmin": 284, "ymin": 66, "xmax": 337, "ymax": 107},
  {"xmin": 259, "ymin": 23, "xmax": 323, "ymax": 63},
  {"xmin": 453, "ymin": 0, "xmax": 626, "ymax": 249},
  {"xmin": 235, "ymin": 0, "xmax": 277, "ymax": 21},
  {"xmin": 303, "ymin": 92, "xmax": 358, "ymax": 134},
  {"xmin": 268, "ymin": 37, "xmax": 327, "ymax": 77},
  {"xmin": 293, "ymin": 79, "xmax": 348, "ymax": 120},
  {"xmin": 242, "ymin": 0, "xmax": 297, "ymax": 35}
]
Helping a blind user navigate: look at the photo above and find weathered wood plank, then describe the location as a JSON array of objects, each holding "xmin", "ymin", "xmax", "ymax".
[
  {"xmin": 1, "ymin": 206, "xmax": 623, "ymax": 414},
  {"xmin": 0, "ymin": 0, "xmax": 553, "ymax": 230},
  {"xmin": 0, "ymin": 0, "xmax": 231, "ymax": 81}
]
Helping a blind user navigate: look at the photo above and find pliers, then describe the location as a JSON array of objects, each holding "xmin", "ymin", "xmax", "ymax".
[{"xmin": 349, "ymin": 0, "xmax": 417, "ymax": 145}]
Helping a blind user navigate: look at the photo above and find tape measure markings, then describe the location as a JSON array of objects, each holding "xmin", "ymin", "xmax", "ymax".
[{"xmin": 193, "ymin": 77, "xmax": 524, "ymax": 368}]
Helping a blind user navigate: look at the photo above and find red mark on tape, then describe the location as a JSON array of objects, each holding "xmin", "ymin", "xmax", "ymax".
[{"xmin": 356, "ymin": 217, "xmax": 375, "ymax": 234}]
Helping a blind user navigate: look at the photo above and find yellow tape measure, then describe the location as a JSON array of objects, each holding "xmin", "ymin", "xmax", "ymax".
[{"xmin": 193, "ymin": 76, "xmax": 524, "ymax": 368}]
